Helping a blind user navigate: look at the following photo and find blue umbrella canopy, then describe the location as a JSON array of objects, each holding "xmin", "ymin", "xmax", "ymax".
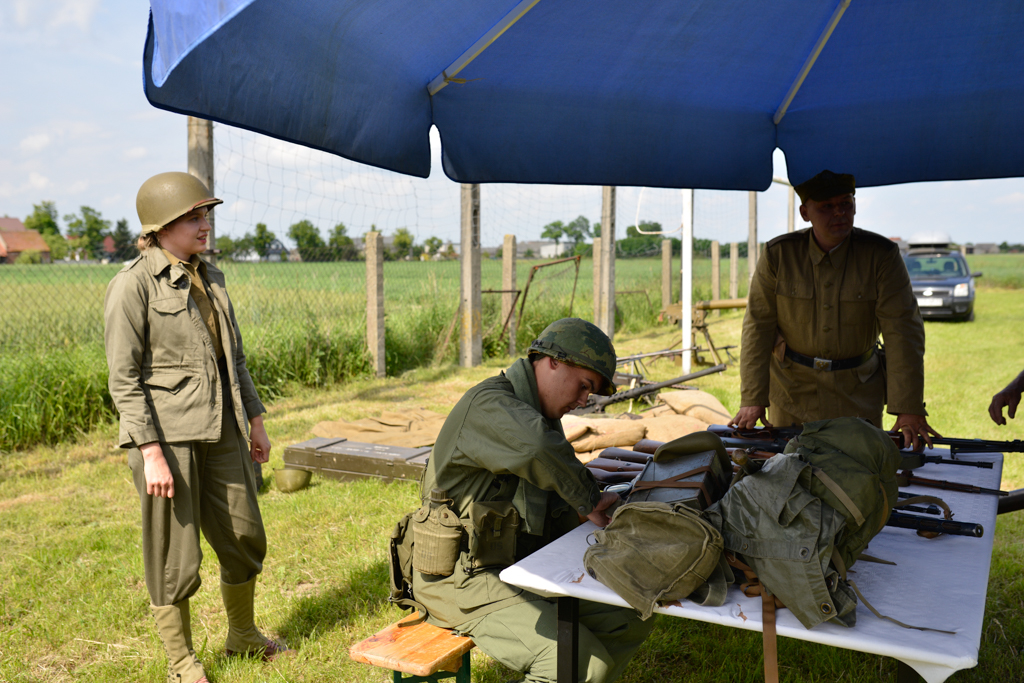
[{"xmin": 144, "ymin": 0, "xmax": 1024, "ymax": 190}]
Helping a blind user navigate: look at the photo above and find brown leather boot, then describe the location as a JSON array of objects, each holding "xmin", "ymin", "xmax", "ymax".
[
  {"xmin": 221, "ymin": 577, "xmax": 295, "ymax": 661},
  {"xmin": 151, "ymin": 600, "xmax": 208, "ymax": 683}
]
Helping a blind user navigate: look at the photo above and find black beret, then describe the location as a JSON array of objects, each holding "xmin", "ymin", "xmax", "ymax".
[{"xmin": 794, "ymin": 170, "xmax": 856, "ymax": 204}]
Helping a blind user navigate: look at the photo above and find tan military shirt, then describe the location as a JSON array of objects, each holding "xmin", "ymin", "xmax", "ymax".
[{"xmin": 739, "ymin": 227, "xmax": 925, "ymax": 424}]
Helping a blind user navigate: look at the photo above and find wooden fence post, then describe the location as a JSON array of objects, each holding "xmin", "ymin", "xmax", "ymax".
[
  {"xmin": 748, "ymin": 190, "xmax": 758, "ymax": 281},
  {"xmin": 502, "ymin": 234, "xmax": 517, "ymax": 355},
  {"xmin": 188, "ymin": 116, "xmax": 215, "ymax": 261},
  {"xmin": 711, "ymin": 240, "xmax": 720, "ymax": 303},
  {"xmin": 460, "ymin": 184, "xmax": 481, "ymax": 367},
  {"xmin": 366, "ymin": 231, "xmax": 385, "ymax": 378},
  {"xmin": 729, "ymin": 242, "xmax": 739, "ymax": 299},
  {"xmin": 592, "ymin": 237, "xmax": 602, "ymax": 323}
]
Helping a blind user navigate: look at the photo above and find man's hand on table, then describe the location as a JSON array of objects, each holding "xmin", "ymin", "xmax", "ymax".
[{"xmin": 586, "ymin": 491, "xmax": 620, "ymax": 528}]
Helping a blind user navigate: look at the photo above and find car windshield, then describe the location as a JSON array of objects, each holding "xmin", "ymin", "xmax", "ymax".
[{"xmin": 904, "ymin": 254, "xmax": 966, "ymax": 278}]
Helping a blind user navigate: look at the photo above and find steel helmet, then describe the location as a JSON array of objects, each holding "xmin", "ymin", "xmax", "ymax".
[
  {"xmin": 136, "ymin": 172, "xmax": 222, "ymax": 235},
  {"xmin": 529, "ymin": 318, "xmax": 618, "ymax": 395}
]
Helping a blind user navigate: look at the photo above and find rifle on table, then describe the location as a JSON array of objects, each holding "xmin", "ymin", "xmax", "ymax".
[
  {"xmin": 886, "ymin": 511, "xmax": 984, "ymax": 538},
  {"xmin": 642, "ymin": 430, "xmax": 1010, "ymax": 500},
  {"xmin": 707, "ymin": 425, "xmax": 1004, "ymax": 470},
  {"xmin": 569, "ymin": 364, "xmax": 726, "ymax": 415},
  {"xmin": 585, "ymin": 457, "xmax": 645, "ymax": 473},
  {"xmin": 897, "ymin": 472, "xmax": 1007, "ymax": 497}
]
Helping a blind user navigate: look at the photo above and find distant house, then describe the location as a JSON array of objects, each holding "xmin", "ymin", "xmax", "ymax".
[
  {"xmin": 517, "ymin": 239, "xmax": 560, "ymax": 259},
  {"xmin": 264, "ymin": 238, "xmax": 288, "ymax": 262},
  {"xmin": 963, "ymin": 243, "xmax": 999, "ymax": 255},
  {"xmin": 0, "ymin": 217, "xmax": 28, "ymax": 232},
  {"xmin": 0, "ymin": 227, "xmax": 52, "ymax": 264}
]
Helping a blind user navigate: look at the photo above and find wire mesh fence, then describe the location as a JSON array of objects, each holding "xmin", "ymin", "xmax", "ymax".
[{"xmin": 1, "ymin": 124, "xmax": 784, "ymax": 450}]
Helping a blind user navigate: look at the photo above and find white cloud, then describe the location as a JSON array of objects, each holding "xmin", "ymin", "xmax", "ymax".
[
  {"xmin": 20, "ymin": 133, "xmax": 51, "ymax": 153},
  {"xmin": 123, "ymin": 146, "xmax": 147, "ymax": 160},
  {"xmin": 69, "ymin": 180, "xmax": 88, "ymax": 193},
  {"xmin": 993, "ymin": 192, "xmax": 1024, "ymax": 205},
  {"xmin": 28, "ymin": 171, "xmax": 50, "ymax": 190},
  {"xmin": 49, "ymin": 0, "xmax": 100, "ymax": 31}
]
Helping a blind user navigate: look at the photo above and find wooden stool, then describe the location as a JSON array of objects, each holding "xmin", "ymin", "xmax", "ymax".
[{"xmin": 350, "ymin": 612, "xmax": 474, "ymax": 683}]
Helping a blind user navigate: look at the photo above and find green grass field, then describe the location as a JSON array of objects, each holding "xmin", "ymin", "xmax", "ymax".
[
  {"xmin": 966, "ymin": 254, "xmax": 1024, "ymax": 289},
  {"xmin": 1, "ymin": 256, "xmax": 751, "ymax": 452},
  {"xmin": 1, "ymin": 287, "xmax": 1022, "ymax": 682}
]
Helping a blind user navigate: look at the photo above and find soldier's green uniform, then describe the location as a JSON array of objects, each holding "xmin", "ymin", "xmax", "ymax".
[
  {"xmin": 740, "ymin": 226, "xmax": 926, "ymax": 427},
  {"xmin": 414, "ymin": 320, "xmax": 653, "ymax": 683}
]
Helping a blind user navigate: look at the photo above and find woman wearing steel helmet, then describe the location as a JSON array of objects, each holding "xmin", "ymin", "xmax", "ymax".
[{"xmin": 104, "ymin": 172, "xmax": 291, "ymax": 682}]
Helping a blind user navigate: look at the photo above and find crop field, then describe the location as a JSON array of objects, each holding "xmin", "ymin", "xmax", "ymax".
[
  {"xmin": 1, "ymin": 288, "xmax": 1022, "ymax": 682},
  {"xmin": 0, "ymin": 256, "xmax": 749, "ymax": 452}
]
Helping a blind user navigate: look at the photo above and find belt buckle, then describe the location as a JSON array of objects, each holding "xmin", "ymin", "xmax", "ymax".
[{"xmin": 813, "ymin": 357, "xmax": 833, "ymax": 371}]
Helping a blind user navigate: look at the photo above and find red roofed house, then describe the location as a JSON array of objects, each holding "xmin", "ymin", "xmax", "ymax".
[
  {"xmin": 0, "ymin": 217, "xmax": 28, "ymax": 232},
  {"xmin": 0, "ymin": 219, "xmax": 52, "ymax": 263}
]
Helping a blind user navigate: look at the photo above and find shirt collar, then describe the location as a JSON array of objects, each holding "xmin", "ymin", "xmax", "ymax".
[
  {"xmin": 807, "ymin": 229, "xmax": 852, "ymax": 269},
  {"xmin": 159, "ymin": 248, "xmax": 207, "ymax": 279}
]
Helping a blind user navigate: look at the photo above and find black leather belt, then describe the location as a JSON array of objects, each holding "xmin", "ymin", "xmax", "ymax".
[{"xmin": 784, "ymin": 347, "xmax": 874, "ymax": 372}]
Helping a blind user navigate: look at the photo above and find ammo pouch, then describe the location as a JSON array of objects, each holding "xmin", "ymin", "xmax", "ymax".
[
  {"xmin": 411, "ymin": 500, "xmax": 464, "ymax": 577},
  {"xmin": 464, "ymin": 500, "xmax": 520, "ymax": 571}
]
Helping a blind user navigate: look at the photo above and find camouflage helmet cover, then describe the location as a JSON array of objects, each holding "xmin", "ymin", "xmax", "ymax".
[
  {"xmin": 137, "ymin": 172, "xmax": 223, "ymax": 235},
  {"xmin": 529, "ymin": 318, "xmax": 617, "ymax": 395}
]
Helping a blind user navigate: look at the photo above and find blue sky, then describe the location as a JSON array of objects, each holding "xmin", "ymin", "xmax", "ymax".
[{"xmin": 3, "ymin": 0, "xmax": 1024, "ymax": 249}]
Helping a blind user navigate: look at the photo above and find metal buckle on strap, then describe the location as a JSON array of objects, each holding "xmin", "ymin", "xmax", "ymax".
[{"xmin": 813, "ymin": 357, "xmax": 833, "ymax": 371}]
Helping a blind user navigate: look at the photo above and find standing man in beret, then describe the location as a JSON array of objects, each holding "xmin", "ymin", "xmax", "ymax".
[{"xmin": 731, "ymin": 170, "xmax": 939, "ymax": 450}]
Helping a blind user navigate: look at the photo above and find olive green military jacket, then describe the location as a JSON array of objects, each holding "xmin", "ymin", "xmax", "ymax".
[
  {"xmin": 740, "ymin": 228, "xmax": 925, "ymax": 422},
  {"xmin": 104, "ymin": 248, "xmax": 265, "ymax": 449},
  {"xmin": 414, "ymin": 358, "xmax": 602, "ymax": 628}
]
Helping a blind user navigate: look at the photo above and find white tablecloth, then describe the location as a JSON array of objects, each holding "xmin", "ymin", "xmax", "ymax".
[{"xmin": 500, "ymin": 450, "xmax": 1002, "ymax": 683}]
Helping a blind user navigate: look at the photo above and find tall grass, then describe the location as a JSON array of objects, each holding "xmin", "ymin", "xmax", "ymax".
[
  {"xmin": 966, "ymin": 254, "xmax": 1024, "ymax": 289},
  {"xmin": 1, "ymin": 257, "xmax": 691, "ymax": 452}
]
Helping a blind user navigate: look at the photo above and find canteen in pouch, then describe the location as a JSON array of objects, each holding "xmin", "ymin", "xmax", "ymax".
[{"xmin": 411, "ymin": 488, "xmax": 463, "ymax": 576}]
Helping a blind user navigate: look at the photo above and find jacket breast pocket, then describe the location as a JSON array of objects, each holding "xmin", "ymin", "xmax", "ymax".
[
  {"xmin": 776, "ymin": 279, "xmax": 815, "ymax": 333},
  {"xmin": 149, "ymin": 296, "xmax": 195, "ymax": 360}
]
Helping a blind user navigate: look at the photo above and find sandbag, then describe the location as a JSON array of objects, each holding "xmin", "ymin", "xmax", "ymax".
[
  {"xmin": 572, "ymin": 422, "xmax": 647, "ymax": 452},
  {"xmin": 658, "ymin": 390, "xmax": 732, "ymax": 424}
]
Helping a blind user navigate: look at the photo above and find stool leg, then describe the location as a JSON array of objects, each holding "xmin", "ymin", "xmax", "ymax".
[{"xmin": 456, "ymin": 651, "xmax": 471, "ymax": 683}]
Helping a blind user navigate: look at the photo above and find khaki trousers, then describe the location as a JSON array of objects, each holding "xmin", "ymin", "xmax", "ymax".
[
  {"xmin": 129, "ymin": 370, "xmax": 266, "ymax": 607},
  {"xmin": 455, "ymin": 598, "xmax": 654, "ymax": 683}
]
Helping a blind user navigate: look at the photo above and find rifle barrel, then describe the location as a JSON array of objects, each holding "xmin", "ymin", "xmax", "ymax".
[
  {"xmin": 596, "ymin": 364, "xmax": 726, "ymax": 406},
  {"xmin": 887, "ymin": 511, "xmax": 984, "ymax": 538}
]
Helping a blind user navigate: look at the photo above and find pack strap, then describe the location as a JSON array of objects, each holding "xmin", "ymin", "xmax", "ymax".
[
  {"xmin": 811, "ymin": 466, "xmax": 866, "ymax": 527},
  {"xmin": 892, "ymin": 495, "xmax": 952, "ymax": 519},
  {"xmin": 725, "ymin": 553, "xmax": 784, "ymax": 683},
  {"xmin": 830, "ymin": 548, "xmax": 954, "ymax": 635},
  {"xmin": 631, "ymin": 466, "xmax": 715, "ymax": 507}
]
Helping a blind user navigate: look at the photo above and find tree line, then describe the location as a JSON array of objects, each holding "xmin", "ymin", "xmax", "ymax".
[
  {"xmin": 14, "ymin": 201, "xmax": 749, "ymax": 265},
  {"xmin": 19, "ymin": 201, "xmax": 136, "ymax": 263}
]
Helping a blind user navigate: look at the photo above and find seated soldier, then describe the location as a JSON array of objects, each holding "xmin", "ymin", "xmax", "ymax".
[{"xmin": 412, "ymin": 318, "xmax": 654, "ymax": 683}]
